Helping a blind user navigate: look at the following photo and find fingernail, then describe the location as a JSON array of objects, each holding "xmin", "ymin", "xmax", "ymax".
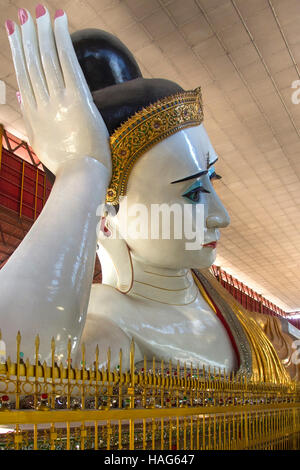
[
  {"xmin": 36, "ymin": 4, "xmax": 46, "ymax": 19},
  {"xmin": 18, "ymin": 8, "xmax": 28, "ymax": 26},
  {"xmin": 16, "ymin": 91, "xmax": 22, "ymax": 105},
  {"xmin": 54, "ymin": 9, "xmax": 64, "ymax": 19},
  {"xmin": 5, "ymin": 19, "xmax": 14, "ymax": 36}
]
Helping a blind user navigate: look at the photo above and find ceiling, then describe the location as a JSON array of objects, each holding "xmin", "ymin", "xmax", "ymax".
[{"xmin": 0, "ymin": 0, "xmax": 299, "ymax": 311}]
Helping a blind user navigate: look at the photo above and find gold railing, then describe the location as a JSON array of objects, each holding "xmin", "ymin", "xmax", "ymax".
[{"xmin": 0, "ymin": 331, "xmax": 299, "ymax": 450}]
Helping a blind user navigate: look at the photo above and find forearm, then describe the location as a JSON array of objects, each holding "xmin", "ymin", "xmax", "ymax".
[{"xmin": 0, "ymin": 156, "xmax": 109, "ymax": 361}]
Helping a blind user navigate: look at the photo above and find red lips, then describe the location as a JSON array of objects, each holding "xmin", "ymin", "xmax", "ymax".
[{"xmin": 203, "ymin": 241, "xmax": 217, "ymax": 249}]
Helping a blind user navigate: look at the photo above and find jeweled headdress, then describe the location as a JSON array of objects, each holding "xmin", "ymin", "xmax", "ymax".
[
  {"xmin": 43, "ymin": 30, "xmax": 204, "ymax": 203},
  {"xmin": 106, "ymin": 87, "xmax": 203, "ymax": 204}
]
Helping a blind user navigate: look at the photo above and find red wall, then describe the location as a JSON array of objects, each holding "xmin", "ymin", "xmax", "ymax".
[{"xmin": 0, "ymin": 148, "xmax": 52, "ymax": 221}]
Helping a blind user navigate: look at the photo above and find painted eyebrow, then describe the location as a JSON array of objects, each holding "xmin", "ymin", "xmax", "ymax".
[
  {"xmin": 171, "ymin": 156, "xmax": 219, "ymax": 184},
  {"xmin": 208, "ymin": 157, "xmax": 218, "ymax": 169},
  {"xmin": 170, "ymin": 170, "xmax": 208, "ymax": 184}
]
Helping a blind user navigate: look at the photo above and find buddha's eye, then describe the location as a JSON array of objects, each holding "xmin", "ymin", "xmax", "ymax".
[{"xmin": 182, "ymin": 182, "xmax": 210, "ymax": 204}]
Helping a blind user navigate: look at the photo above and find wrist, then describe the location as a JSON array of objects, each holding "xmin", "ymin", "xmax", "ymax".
[
  {"xmin": 53, "ymin": 156, "xmax": 110, "ymax": 209},
  {"xmin": 57, "ymin": 155, "xmax": 110, "ymax": 177}
]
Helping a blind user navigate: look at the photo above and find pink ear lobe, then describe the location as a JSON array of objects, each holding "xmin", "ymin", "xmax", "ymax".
[
  {"xmin": 100, "ymin": 217, "xmax": 112, "ymax": 237},
  {"xmin": 5, "ymin": 20, "xmax": 15, "ymax": 36}
]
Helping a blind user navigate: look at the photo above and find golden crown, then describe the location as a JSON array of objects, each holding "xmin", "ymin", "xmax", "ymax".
[{"xmin": 106, "ymin": 87, "xmax": 204, "ymax": 205}]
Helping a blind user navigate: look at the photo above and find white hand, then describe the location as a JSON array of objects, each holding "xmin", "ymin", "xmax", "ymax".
[{"xmin": 6, "ymin": 7, "xmax": 112, "ymax": 176}]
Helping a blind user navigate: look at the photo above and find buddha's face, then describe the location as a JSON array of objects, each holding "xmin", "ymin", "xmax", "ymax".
[{"xmin": 114, "ymin": 124, "xmax": 230, "ymax": 270}]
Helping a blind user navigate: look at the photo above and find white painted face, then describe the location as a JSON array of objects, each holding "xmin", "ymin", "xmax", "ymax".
[{"xmin": 115, "ymin": 124, "xmax": 230, "ymax": 269}]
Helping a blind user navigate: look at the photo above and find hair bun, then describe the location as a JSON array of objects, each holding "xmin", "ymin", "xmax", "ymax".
[{"xmin": 71, "ymin": 28, "xmax": 142, "ymax": 92}]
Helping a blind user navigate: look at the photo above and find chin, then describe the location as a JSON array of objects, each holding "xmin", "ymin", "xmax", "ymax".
[{"xmin": 190, "ymin": 249, "xmax": 217, "ymax": 270}]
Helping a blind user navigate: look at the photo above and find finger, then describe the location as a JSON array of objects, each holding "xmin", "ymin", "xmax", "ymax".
[
  {"xmin": 5, "ymin": 19, "xmax": 36, "ymax": 111},
  {"xmin": 54, "ymin": 10, "xmax": 92, "ymax": 100},
  {"xmin": 18, "ymin": 8, "xmax": 49, "ymax": 104},
  {"xmin": 36, "ymin": 4, "xmax": 65, "ymax": 95}
]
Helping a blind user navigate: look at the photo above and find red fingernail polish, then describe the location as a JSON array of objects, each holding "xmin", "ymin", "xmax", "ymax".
[
  {"xmin": 36, "ymin": 4, "xmax": 46, "ymax": 19},
  {"xmin": 5, "ymin": 20, "xmax": 14, "ymax": 36},
  {"xmin": 54, "ymin": 9, "xmax": 64, "ymax": 19},
  {"xmin": 18, "ymin": 8, "xmax": 28, "ymax": 25}
]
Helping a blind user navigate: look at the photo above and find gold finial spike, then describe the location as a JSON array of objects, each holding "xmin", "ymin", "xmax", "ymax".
[
  {"xmin": 153, "ymin": 356, "xmax": 156, "ymax": 376},
  {"xmin": 81, "ymin": 342, "xmax": 86, "ymax": 371},
  {"xmin": 119, "ymin": 348, "xmax": 123, "ymax": 375},
  {"xmin": 107, "ymin": 346, "xmax": 111, "ymax": 374},
  {"xmin": 130, "ymin": 340, "xmax": 135, "ymax": 380},
  {"xmin": 16, "ymin": 331, "xmax": 21, "ymax": 365},
  {"xmin": 95, "ymin": 344, "xmax": 99, "ymax": 377},
  {"xmin": 35, "ymin": 334, "xmax": 40, "ymax": 365},
  {"xmin": 67, "ymin": 338, "xmax": 72, "ymax": 372},
  {"xmin": 51, "ymin": 337, "xmax": 55, "ymax": 356},
  {"xmin": 130, "ymin": 339, "xmax": 135, "ymax": 356},
  {"xmin": 0, "ymin": 329, "xmax": 2, "ymax": 340},
  {"xmin": 67, "ymin": 338, "xmax": 71, "ymax": 355},
  {"xmin": 144, "ymin": 355, "xmax": 147, "ymax": 375},
  {"xmin": 35, "ymin": 334, "xmax": 40, "ymax": 349},
  {"xmin": 161, "ymin": 359, "xmax": 164, "ymax": 377}
]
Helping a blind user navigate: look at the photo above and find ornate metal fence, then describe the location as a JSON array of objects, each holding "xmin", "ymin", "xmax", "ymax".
[{"xmin": 0, "ymin": 331, "xmax": 299, "ymax": 450}]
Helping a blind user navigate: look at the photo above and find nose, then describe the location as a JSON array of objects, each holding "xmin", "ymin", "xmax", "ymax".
[
  {"xmin": 206, "ymin": 213, "xmax": 230, "ymax": 228},
  {"xmin": 206, "ymin": 187, "xmax": 230, "ymax": 229}
]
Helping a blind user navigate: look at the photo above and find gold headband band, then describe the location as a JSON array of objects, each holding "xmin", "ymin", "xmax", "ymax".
[{"xmin": 106, "ymin": 87, "xmax": 204, "ymax": 205}]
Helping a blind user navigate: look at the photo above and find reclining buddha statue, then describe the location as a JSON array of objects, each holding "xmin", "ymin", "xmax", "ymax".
[{"xmin": 0, "ymin": 6, "xmax": 296, "ymax": 384}]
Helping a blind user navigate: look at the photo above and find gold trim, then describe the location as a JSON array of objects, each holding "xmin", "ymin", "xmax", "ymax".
[
  {"xmin": 143, "ymin": 270, "xmax": 188, "ymax": 278},
  {"xmin": 130, "ymin": 291, "xmax": 198, "ymax": 306},
  {"xmin": 106, "ymin": 87, "xmax": 204, "ymax": 205},
  {"xmin": 195, "ymin": 269, "xmax": 291, "ymax": 384},
  {"xmin": 133, "ymin": 279, "xmax": 193, "ymax": 292},
  {"xmin": 193, "ymin": 270, "xmax": 252, "ymax": 379}
]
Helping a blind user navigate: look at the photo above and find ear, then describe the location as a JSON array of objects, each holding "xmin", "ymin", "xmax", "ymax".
[{"xmin": 98, "ymin": 216, "xmax": 133, "ymax": 294}]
